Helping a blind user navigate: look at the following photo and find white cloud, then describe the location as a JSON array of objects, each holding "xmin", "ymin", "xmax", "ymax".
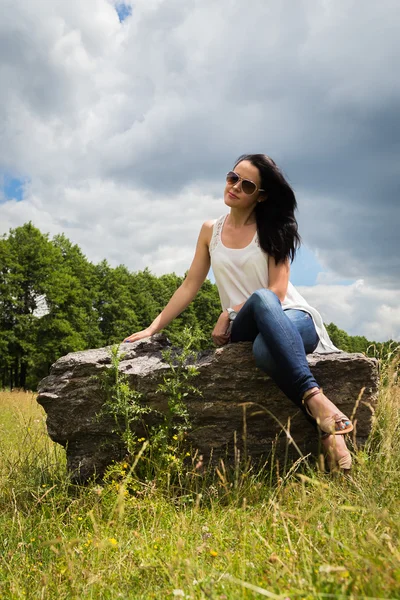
[
  {"xmin": 0, "ymin": 178, "xmax": 221, "ymax": 268},
  {"xmin": 298, "ymin": 280, "xmax": 400, "ymax": 342},
  {"xmin": 0, "ymin": 0, "xmax": 399, "ymax": 341}
]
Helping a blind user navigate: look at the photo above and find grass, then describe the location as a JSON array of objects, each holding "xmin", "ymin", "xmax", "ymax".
[{"xmin": 0, "ymin": 353, "xmax": 399, "ymax": 600}]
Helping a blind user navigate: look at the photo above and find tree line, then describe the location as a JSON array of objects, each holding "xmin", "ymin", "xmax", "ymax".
[{"xmin": 0, "ymin": 223, "xmax": 396, "ymax": 390}]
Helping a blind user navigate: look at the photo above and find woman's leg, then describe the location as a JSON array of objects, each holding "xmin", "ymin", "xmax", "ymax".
[
  {"xmin": 230, "ymin": 289, "xmax": 352, "ymax": 470},
  {"xmin": 230, "ymin": 289, "xmax": 320, "ymax": 407},
  {"xmin": 251, "ymin": 308, "xmax": 319, "ymax": 409}
]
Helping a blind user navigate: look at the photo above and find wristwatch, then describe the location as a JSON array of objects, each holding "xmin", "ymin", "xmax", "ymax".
[{"xmin": 226, "ymin": 308, "xmax": 237, "ymax": 321}]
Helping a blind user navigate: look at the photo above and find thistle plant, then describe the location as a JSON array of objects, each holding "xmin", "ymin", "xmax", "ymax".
[
  {"xmin": 95, "ymin": 345, "xmax": 152, "ymax": 455},
  {"xmin": 97, "ymin": 326, "xmax": 204, "ymax": 482},
  {"xmin": 150, "ymin": 326, "xmax": 203, "ymax": 475}
]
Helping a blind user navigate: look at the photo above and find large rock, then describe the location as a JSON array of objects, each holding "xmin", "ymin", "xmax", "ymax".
[{"xmin": 37, "ymin": 334, "xmax": 379, "ymax": 481}]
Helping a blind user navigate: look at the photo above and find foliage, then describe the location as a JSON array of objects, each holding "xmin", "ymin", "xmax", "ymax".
[
  {"xmin": 0, "ymin": 222, "xmax": 397, "ymax": 391},
  {"xmin": 95, "ymin": 345, "xmax": 152, "ymax": 456},
  {"xmin": 0, "ymin": 225, "xmax": 220, "ymax": 390},
  {"xmin": 326, "ymin": 321, "xmax": 399, "ymax": 359},
  {"xmin": 149, "ymin": 325, "xmax": 203, "ymax": 480},
  {"xmin": 0, "ymin": 224, "xmax": 102, "ymax": 389},
  {"xmin": 97, "ymin": 326, "xmax": 203, "ymax": 486},
  {"xmin": 0, "ymin": 352, "xmax": 400, "ymax": 598}
]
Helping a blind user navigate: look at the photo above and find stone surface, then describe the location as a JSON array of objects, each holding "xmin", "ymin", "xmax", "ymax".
[{"xmin": 37, "ymin": 334, "xmax": 379, "ymax": 481}]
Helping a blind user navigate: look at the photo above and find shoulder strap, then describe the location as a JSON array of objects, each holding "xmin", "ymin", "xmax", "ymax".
[{"xmin": 209, "ymin": 215, "xmax": 225, "ymax": 255}]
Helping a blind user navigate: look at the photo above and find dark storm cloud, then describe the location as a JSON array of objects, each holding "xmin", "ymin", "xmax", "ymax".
[
  {"xmin": 0, "ymin": 0, "xmax": 399, "ymax": 293},
  {"xmin": 96, "ymin": 0, "xmax": 400, "ymax": 288}
]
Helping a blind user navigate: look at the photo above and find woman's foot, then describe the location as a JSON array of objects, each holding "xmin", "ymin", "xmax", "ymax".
[
  {"xmin": 321, "ymin": 434, "xmax": 352, "ymax": 472},
  {"xmin": 303, "ymin": 387, "xmax": 353, "ymax": 435}
]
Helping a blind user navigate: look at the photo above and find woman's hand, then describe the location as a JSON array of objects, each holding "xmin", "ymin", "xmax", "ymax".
[
  {"xmin": 123, "ymin": 327, "xmax": 156, "ymax": 343},
  {"xmin": 212, "ymin": 312, "xmax": 231, "ymax": 346}
]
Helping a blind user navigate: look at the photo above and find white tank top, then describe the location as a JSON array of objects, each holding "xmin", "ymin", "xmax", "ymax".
[{"xmin": 209, "ymin": 214, "xmax": 341, "ymax": 354}]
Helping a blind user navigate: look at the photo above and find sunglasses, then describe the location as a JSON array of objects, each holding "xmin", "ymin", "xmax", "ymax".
[{"xmin": 226, "ymin": 171, "xmax": 265, "ymax": 196}]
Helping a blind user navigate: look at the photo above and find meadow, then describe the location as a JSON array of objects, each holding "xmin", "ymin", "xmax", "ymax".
[{"xmin": 0, "ymin": 352, "xmax": 399, "ymax": 600}]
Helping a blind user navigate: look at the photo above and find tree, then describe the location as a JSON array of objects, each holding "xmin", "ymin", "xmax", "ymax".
[
  {"xmin": 0, "ymin": 223, "xmax": 395, "ymax": 390},
  {"xmin": 0, "ymin": 223, "xmax": 58, "ymax": 388},
  {"xmin": 94, "ymin": 261, "xmax": 139, "ymax": 345},
  {"xmin": 31, "ymin": 234, "xmax": 102, "ymax": 387}
]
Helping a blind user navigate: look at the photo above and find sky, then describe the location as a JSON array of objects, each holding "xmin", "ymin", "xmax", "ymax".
[{"xmin": 0, "ymin": 0, "xmax": 399, "ymax": 342}]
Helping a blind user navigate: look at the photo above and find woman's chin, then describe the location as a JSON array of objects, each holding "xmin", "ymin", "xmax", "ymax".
[{"xmin": 224, "ymin": 194, "xmax": 235, "ymax": 207}]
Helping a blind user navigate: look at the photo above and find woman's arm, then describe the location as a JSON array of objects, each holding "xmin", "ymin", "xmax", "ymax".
[
  {"xmin": 123, "ymin": 221, "xmax": 214, "ymax": 342},
  {"xmin": 267, "ymin": 256, "xmax": 290, "ymax": 302}
]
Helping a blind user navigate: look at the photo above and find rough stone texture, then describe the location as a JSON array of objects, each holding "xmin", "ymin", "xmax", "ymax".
[{"xmin": 37, "ymin": 334, "xmax": 379, "ymax": 481}]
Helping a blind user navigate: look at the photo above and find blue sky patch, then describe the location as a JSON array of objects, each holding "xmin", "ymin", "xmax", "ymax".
[
  {"xmin": 290, "ymin": 245, "xmax": 324, "ymax": 286},
  {"xmin": 115, "ymin": 2, "xmax": 132, "ymax": 22},
  {"xmin": 291, "ymin": 245, "xmax": 355, "ymax": 287},
  {"xmin": 1, "ymin": 175, "xmax": 25, "ymax": 202}
]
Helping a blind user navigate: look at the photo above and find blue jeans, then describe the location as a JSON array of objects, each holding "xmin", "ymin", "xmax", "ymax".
[{"xmin": 230, "ymin": 289, "xmax": 320, "ymax": 408}]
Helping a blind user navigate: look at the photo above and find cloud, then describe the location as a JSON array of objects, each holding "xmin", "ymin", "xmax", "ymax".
[
  {"xmin": 0, "ymin": 0, "xmax": 399, "ymax": 340},
  {"xmin": 298, "ymin": 280, "xmax": 400, "ymax": 343},
  {"xmin": 0, "ymin": 178, "xmax": 220, "ymax": 268}
]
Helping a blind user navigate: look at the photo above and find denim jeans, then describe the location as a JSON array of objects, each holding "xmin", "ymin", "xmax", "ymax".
[{"xmin": 230, "ymin": 288, "xmax": 320, "ymax": 408}]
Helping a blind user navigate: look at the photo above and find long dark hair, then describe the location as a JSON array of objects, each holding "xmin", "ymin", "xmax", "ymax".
[{"xmin": 234, "ymin": 154, "xmax": 301, "ymax": 265}]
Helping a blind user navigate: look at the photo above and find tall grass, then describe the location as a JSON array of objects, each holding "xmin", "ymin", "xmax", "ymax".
[{"xmin": 0, "ymin": 352, "xmax": 399, "ymax": 599}]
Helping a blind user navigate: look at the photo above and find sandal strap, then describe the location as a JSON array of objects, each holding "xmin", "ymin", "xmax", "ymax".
[
  {"xmin": 302, "ymin": 389, "xmax": 353, "ymax": 436},
  {"xmin": 302, "ymin": 388, "xmax": 321, "ymax": 405}
]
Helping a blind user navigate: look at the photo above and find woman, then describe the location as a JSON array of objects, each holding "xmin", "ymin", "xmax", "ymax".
[{"xmin": 124, "ymin": 154, "xmax": 353, "ymax": 471}]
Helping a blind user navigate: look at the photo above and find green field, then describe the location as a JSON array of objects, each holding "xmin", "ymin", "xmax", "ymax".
[{"xmin": 1, "ymin": 354, "xmax": 399, "ymax": 599}]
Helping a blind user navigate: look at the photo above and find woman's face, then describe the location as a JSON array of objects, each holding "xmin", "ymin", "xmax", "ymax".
[{"xmin": 223, "ymin": 160, "xmax": 265, "ymax": 209}]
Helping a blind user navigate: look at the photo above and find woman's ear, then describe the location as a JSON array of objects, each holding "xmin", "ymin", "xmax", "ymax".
[{"xmin": 257, "ymin": 193, "xmax": 267, "ymax": 203}]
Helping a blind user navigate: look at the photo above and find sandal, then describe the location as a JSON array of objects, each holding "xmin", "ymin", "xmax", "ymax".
[
  {"xmin": 322, "ymin": 435, "xmax": 352, "ymax": 473},
  {"xmin": 337, "ymin": 453, "xmax": 352, "ymax": 471},
  {"xmin": 303, "ymin": 388, "xmax": 354, "ymax": 437}
]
